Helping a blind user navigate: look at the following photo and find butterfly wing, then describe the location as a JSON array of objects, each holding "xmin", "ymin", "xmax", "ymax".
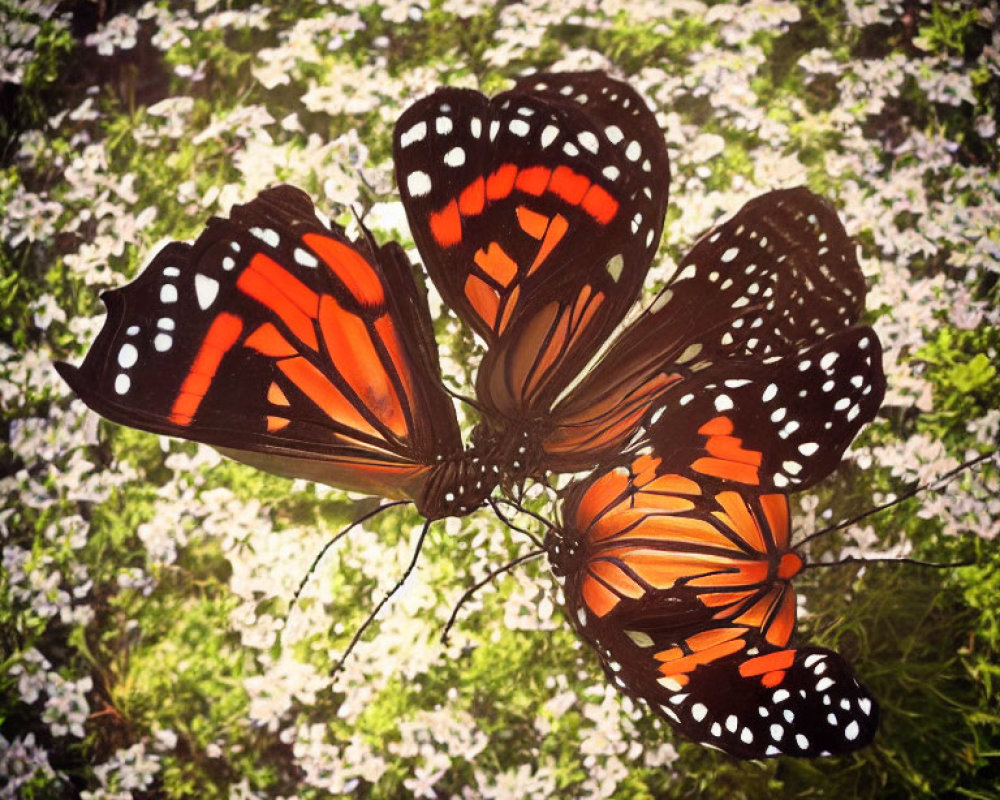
[
  {"xmin": 548, "ymin": 329, "xmax": 884, "ymax": 757},
  {"xmin": 542, "ymin": 187, "xmax": 871, "ymax": 472},
  {"xmin": 554, "ymin": 459, "xmax": 878, "ymax": 758},
  {"xmin": 644, "ymin": 325, "xmax": 885, "ymax": 493},
  {"xmin": 56, "ymin": 185, "xmax": 463, "ymax": 501},
  {"xmin": 394, "ymin": 72, "xmax": 669, "ymax": 416}
]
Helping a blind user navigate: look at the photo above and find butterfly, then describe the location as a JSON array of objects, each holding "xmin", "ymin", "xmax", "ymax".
[
  {"xmin": 547, "ymin": 298, "xmax": 887, "ymax": 757},
  {"xmin": 56, "ymin": 71, "xmax": 676, "ymax": 520},
  {"xmin": 56, "ymin": 70, "xmax": 887, "ymax": 758}
]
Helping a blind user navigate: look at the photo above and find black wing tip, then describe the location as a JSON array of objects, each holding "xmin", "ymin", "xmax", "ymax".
[{"xmin": 53, "ymin": 360, "xmax": 78, "ymax": 386}]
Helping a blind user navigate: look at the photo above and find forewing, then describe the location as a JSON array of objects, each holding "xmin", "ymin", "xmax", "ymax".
[
  {"xmin": 543, "ymin": 187, "xmax": 869, "ymax": 471},
  {"xmin": 56, "ymin": 185, "xmax": 462, "ymax": 500},
  {"xmin": 632, "ymin": 638, "xmax": 878, "ymax": 758},
  {"xmin": 394, "ymin": 71, "xmax": 669, "ymax": 414},
  {"xmin": 645, "ymin": 326, "xmax": 885, "ymax": 493}
]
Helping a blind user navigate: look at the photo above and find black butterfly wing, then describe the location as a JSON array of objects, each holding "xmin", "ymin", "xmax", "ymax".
[
  {"xmin": 394, "ymin": 72, "xmax": 669, "ymax": 417},
  {"xmin": 57, "ymin": 185, "xmax": 463, "ymax": 502},
  {"xmin": 542, "ymin": 187, "xmax": 873, "ymax": 473}
]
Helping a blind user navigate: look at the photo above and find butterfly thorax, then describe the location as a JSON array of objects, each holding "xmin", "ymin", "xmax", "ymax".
[{"xmin": 418, "ymin": 423, "xmax": 540, "ymax": 520}]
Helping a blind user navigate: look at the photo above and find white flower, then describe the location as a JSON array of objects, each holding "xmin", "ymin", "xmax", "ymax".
[{"xmin": 85, "ymin": 14, "xmax": 139, "ymax": 56}]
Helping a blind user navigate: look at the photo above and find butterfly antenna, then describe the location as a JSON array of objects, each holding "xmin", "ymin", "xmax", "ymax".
[
  {"xmin": 440, "ymin": 548, "xmax": 545, "ymax": 645},
  {"xmin": 287, "ymin": 500, "xmax": 410, "ymax": 618},
  {"xmin": 443, "ymin": 383, "xmax": 483, "ymax": 412},
  {"xmin": 804, "ymin": 554, "xmax": 974, "ymax": 571},
  {"xmin": 491, "ymin": 496, "xmax": 556, "ymax": 540},
  {"xmin": 794, "ymin": 449, "xmax": 998, "ymax": 552},
  {"xmin": 332, "ymin": 517, "xmax": 433, "ymax": 674},
  {"xmin": 488, "ymin": 496, "xmax": 549, "ymax": 548}
]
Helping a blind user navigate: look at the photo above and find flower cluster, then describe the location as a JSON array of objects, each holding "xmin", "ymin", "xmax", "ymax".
[{"xmin": 2, "ymin": 0, "xmax": 998, "ymax": 797}]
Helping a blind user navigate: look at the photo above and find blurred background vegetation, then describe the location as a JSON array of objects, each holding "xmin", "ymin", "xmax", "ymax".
[{"xmin": 2, "ymin": 0, "xmax": 998, "ymax": 798}]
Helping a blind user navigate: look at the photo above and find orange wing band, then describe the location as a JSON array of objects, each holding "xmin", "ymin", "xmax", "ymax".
[
  {"xmin": 428, "ymin": 163, "xmax": 619, "ymax": 248},
  {"xmin": 302, "ymin": 233, "xmax": 385, "ymax": 307},
  {"xmin": 169, "ymin": 313, "xmax": 244, "ymax": 425},
  {"xmin": 236, "ymin": 254, "xmax": 319, "ymax": 350}
]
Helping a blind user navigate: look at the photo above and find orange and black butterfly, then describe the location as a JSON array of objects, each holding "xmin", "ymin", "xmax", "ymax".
[
  {"xmin": 548, "ymin": 326, "xmax": 885, "ymax": 758},
  {"xmin": 56, "ymin": 71, "xmax": 886, "ymax": 758},
  {"xmin": 57, "ymin": 72, "xmax": 672, "ymax": 519}
]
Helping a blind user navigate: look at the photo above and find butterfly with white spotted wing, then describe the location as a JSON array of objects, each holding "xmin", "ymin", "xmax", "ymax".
[{"xmin": 547, "ymin": 327, "xmax": 886, "ymax": 758}]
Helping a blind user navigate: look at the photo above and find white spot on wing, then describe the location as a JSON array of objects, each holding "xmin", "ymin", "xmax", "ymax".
[
  {"xmin": 444, "ymin": 146, "xmax": 466, "ymax": 167},
  {"xmin": 509, "ymin": 118, "xmax": 530, "ymax": 137},
  {"xmin": 118, "ymin": 343, "xmax": 138, "ymax": 368},
  {"xmin": 399, "ymin": 120, "xmax": 427, "ymax": 147},
  {"xmin": 160, "ymin": 284, "xmax": 178, "ymax": 304},
  {"xmin": 294, "ymin": 248, "xmax": 318, "ymax": 268},
  {"xmin": 714, "ymin": 393, "xmax": 734, "ymax": 412},
  {"xmin": 114, "ymin": 374, "xmax": 130, "ymax": 395},
  {"xmin": 195, "ymin": 274, "xmax": 220, "ymax": 310},
  {"xmin": 577, "ymin": 130, "xmax": 599, "ymax": 153},
  {"xmin": 250, "ymin": 227, "xmax": 279, "ymax": 248},
  {"xmin": 407, "ymin": 170, "xmax": 432, "ymax": 197}
]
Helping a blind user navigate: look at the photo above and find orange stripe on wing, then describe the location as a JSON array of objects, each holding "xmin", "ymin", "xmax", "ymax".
[
  {"xmin": 169, "ymin": 312, "xmax": 244, "ymax": 426},
  {"xmin": 527, "ymin": 213, "xmax": 568, "ymax": 276},
  {"xmin": 580, "ymin": 183, "xmax": 619, "ymax": 224},
  {"xmin": 267, "ymin": 383, "xmax": 289, "ymax": 406},
  {"xmin": 464, "ymin": 274, "xmax": 500, "ymax": 330},
  {"xmin": 373, "ymin": 313, "xmax": 417, "ymax": 424},
  {"xmin": 574, "ymin": 467, "xmax": 630, "ymax": 533},
  {"xmin": 496, "ymin": 285, "xmax": 520, "ymax": 335},
  {"xmin": 738, "ymin": 649, "xmax": 795, "ymax": 678},
  {"xmin": 473, "ymin": 242, "xmax": 518, "ymax": 286},
  {"xmin": 486, "ymin": 164, "xmax": 518, "ymax": 200},
  {"xmin": 714, "ymin": 491, "xmax": 766, "ymax": 553},
  {"xmin": 581, "ymin": 573, "xmax": 621, "ymax": 618},
  {"xmin": 244, "ymin": 323, "xmax": 297, "ymax": 357},
  {"xmin": 657, "ymin": 637, "xmax": 746, "ymax": 677},
  {"xmin": 761, "ymin": 493, "xmax": 791, "ymax": 550},
  {"xmin": 237, "ymin": 254, "xmax": 319, "ymax": 350},
  {"xmin": 685, "ymin": 626, "xmax": 744, "ymax": 652},
  {"xmin": 318, "ymin": 295, "xmax": 406, "ymax": 439},
  {"xmin": 277, "ymin": 356, "xmax": 379, "ymax": 437},
  {"xmin": 764, "ymin": 587, "xmax": 797, "ymax": 647},
  {"xmin": 302, "ymin": 233, "xmax": 385, "ymax": 307},
  {"xmin": 692, "ymin": 456, "xmax": 760, "ymax": 485},
  {"xmin": 429, "ymin": 199, "xmax": 462, "ymax": 247},
  {"xmin": 589, "ymin": 559, "xmax": 645, "ymax": 600},
  {"xmin": 516, "ymin": 205, "xmax": 549, "ymax": 239},
  {"xmin": 458, "ymin": 176, "xmax": 486, "ymax": 216},
  {"xmin": 699, "ymin": 416, "xmax": 734, "ymax": 436},
  {"xmin": 548, "ymin": 165, "xmax": 590, "ymax": 205},
  {"xmin": 515, "ymin": 166, "xmax": 551, "ymax": 196},
  {"xmin": 705, "ymin": 434, "xmax": 763, "ymax": 467}
]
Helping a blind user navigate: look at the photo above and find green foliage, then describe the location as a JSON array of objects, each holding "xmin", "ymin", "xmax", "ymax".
[
  {"xmin": 2, "ymin": 0, "xmax": 998, "ymax": 798},
  {"xmin": 914, "ymin": 325, "xmax": 1000, "ymax": 440}
]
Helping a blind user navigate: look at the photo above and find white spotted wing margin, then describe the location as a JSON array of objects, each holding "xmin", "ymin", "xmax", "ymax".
[
  {"xmin": 645, "ymin": 645, "xmax": 879, "ymax": 759},
  {"xmin": 392, "ymin": 70, "xmax": 669, "ymax": 351},
  {"xmin": 55, "ymin": 185, "xmax": 465, "ymax": 504}
]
